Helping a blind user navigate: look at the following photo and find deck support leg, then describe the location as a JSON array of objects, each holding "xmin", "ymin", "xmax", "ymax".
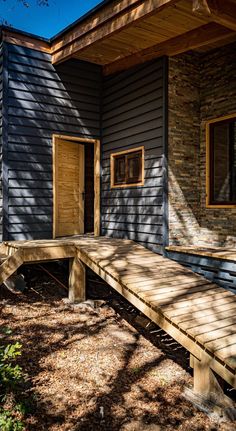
[
  {"xmin": 68, "ymin": 257, "xmax": 86, "ymax": 303},
  {"xmin": 192, "ymin": 355, "xmax": 223, "ymax": 397},
  {"xmin": 190, "ymin": 354, "xmax": 235, "ymax": 413}
]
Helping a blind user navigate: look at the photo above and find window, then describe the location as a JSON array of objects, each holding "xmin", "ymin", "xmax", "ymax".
[
  {"xmin": 111, "ymin": 147, "xmax": 144, "ymax": 188},
  {"xmin": 206, "ymin": 115, "xmax": 236, "ymax": 207}
]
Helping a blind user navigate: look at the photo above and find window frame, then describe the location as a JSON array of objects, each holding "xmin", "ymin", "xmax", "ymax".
[
  {"xmin": 110, "ymin": 146, "xmax": 144, "ymax": 189},
  {"xmin": 206, "ymin": 113, "xmax": 236, "ymax": 209}
]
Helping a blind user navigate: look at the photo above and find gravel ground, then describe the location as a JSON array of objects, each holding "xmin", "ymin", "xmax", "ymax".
[{"xmin": 0, "ymin": 263, "xmax": 236, "ymax": 431}]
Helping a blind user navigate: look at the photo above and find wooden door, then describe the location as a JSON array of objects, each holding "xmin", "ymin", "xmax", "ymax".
[{"xmin": 54, "ymin": 139, "xmax": 84, "ymax": 237}]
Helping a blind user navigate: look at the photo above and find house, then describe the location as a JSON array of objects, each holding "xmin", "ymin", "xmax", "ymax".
[{"xmin": 0, "ymin": 0, "xmax": 236, "ymax": 288}]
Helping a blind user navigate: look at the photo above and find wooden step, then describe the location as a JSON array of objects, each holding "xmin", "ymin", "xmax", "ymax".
[{"xmin": 0, "ymin": 250, "xmax": 24, "ymax": 286}]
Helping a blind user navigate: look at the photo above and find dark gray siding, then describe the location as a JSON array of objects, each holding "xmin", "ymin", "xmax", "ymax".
[
  {"xmin": 3, "ymin": 43, "xmax": 102, "ymax": 240},
  {"xmin": 0, "ymin": 43, "xmax": 3, "ymax": 241},
  {"xmin": 101, "ymin": 59, "xmax": 166, "ymax": 253},
  {"xmin": 167, "ymin": 250, "xmax": 236, "ymax": 293}
]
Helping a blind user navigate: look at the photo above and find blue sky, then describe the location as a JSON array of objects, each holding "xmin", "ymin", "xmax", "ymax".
[{"xmin": 0, "ymin": 0, "xmax": 103, "ymax": 38}]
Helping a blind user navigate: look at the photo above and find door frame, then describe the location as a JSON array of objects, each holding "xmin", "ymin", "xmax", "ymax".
[{"xmin": 52, "ymin": 134, "xmax": 100, "ymax": 238}]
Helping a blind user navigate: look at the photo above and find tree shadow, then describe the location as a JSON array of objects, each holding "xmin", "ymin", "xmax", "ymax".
[{"xmin": 0, "ymin": 263, "xmax": 200, "ymax": 431}]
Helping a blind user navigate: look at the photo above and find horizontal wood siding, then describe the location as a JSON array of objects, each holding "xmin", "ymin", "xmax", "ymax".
[
  {"xmin": 101, "ymin": 59, "xmax": 165, "ymax": 253},
  {"xmin": 0, "ymin": 44, "xmax": 3, "ymax": 241},
  {"xmin": 4, "ymin": 43, "xmax": 102, "ymax": 240},
  {"xmin": 167, "ymin": 251, "xmax": 236, "ymax": 293}
]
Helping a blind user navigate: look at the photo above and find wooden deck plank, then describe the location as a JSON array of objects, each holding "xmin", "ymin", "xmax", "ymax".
[
  {"xmin": 127, "ymin": 275, "xmax": 212, "ymax": 289},
  {"xmin": 166, "ymin": 245, "xmax": 236, "ymax": 262},
  {"xmin": 134, "ymin": 281, "xmax": 214, "ymax": 296},
  {"xmin": 197, "ymin": 327, "xmax": 236, "ymax": 347},
  {"xmin": 2, "ymin": 235, "xmax": 236, "ymax": 389},
  {"xmin": 149, "ymin": 291, "xmax": 234, "ymax": 310},
  {"xmin": 212, "ymin": 344, "xmax": 236, "ymax": 367},
  {"xmin": 176, "ymin": 307, "xmax": 236, "ymax": 330},
  {"xmin": 171, "ymin": 301, "xmax": 236, "ymax": 326},
  {"xmin": 164, "ymin": 297, "xmax": 236, "ymax": 319},
  {"xmin": 204, "ymin": 334, "xmax": 236, "ymax": 357},
  {"xmin": 141, "ymin": 286, "xmax": 231, "ymax": 304},
  {"xmin": 77, "ymin": 247, "xmax": 236, "ymax": 385},
  {"xmin": 188, "ymin": 318, "xmax": 236, "ymax": 339}
]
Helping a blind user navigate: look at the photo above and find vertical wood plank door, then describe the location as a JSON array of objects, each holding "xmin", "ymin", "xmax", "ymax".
[{"xmin": 54, "ymin": 139, "xmax": 85, "ymax": 237}]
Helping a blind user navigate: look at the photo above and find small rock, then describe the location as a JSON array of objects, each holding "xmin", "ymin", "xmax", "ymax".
[
  {"xmin": 87, "ymin": 396, "xmax": 97, "ymax": 407},
  {"xmin": 134, "ymin": 315, "xmax": 150, "ymax": 329}
]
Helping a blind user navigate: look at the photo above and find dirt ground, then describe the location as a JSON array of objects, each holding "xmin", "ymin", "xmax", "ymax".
[{"xmin": 0, "ymin": 263, "xmax": 236, "ymax": 431}]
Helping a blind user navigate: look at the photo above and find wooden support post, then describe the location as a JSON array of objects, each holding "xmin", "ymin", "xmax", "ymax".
[
  {"xmin": 191, "ymin": 354, "xmax": 233, "ymax": 408},
  {"xmin": 192, "ymin": 354, "xmax": 222, "ymax": 396},
  {"xmin": 68, "ymin": 257, "xmax": 86, "ymax": 303}
]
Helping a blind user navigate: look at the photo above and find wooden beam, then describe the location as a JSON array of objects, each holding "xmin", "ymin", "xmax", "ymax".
[
  {"xmin": 193, "ymin": 0, "xmax": 236, "ymax": 32},
  {"xmin": 103, "ymin": 22, "xmax": 233, "ymax": 76},
  {"xmin": 52, "ymin": 0, "xmax": 180, "ymax": 64},
  {"xmin": 69, "ymin": 256, "xmax": 86, "ymax": 302},
  {"xmin": 77, "ymin": 248, "xmax": 236, "ymax": 388},
  {"xmin": 2, "ymin": 30, "xmax": 51, "ymax": 53}
]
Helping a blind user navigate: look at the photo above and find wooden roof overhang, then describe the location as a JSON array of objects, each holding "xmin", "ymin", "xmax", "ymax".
[
  {"xmin": 1, "ymin": 0, "xmax": 236, "ymax": 75},
  {"xmin": 50, "ymin": 0, "xmax": 236, "ymax": 75}
]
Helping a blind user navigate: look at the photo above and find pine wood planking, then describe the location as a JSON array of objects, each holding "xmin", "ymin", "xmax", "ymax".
[
  {"xmin": 166, "ymin": 245, "xmax": 236, "ymax": 262},
  {"xmin": 180, "ymin": 308, "xmax": 236, "ymax": 331},
  {"xmin": 203, "ymin": 334, "xmax": 236, "ymax": 359},
  {"xmin": 189, "ymin": 320, "xmax": 236, "ymax": 342},
  {"xmin": 165, "ymin": 297, "xmax": 236, "ymax": 321},
  {"xmin": 137, "ymin": 283, "xmax": 221, "ymax": 301},
  {"xmin": 76, "ymin": 246, "xmax": 236, "ymax": 386},
  {"xmin": 164, "ymin": 292, "xmax": 236, "ymax": 312},
  {"xmin": 134, "ymin": 282, "xmax": 217, "ymax": 298},
  {"xmin": 171, "ymin": 302, "xmax": 236, "ymax": 327},
  {"xmin": 2, "ymin": 234, "xmax": 236, "ymax": 386},
  {"xmin": 145, "ymin": 289, "xmax": 233, "ymax": 308}
]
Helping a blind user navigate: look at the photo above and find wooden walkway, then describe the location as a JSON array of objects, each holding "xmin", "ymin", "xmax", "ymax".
[
  {"xmin": 167, "ymin": 245, "xmax": 236, "ymax": 262},
  {"xmin": 1, "ymin": 235, "xmax": 236, "ymax": 403}
]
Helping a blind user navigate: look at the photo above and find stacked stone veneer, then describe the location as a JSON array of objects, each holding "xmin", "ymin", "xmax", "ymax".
[{"xmin": 168, "ymin": 42, "xmax": 236, "ymax": 247}]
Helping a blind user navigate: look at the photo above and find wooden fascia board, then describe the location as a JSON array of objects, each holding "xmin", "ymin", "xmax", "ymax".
[
  {"xmin": 51, "ymin": 0, "xmax": 180, "ymax": 64},
  {"xmin": 193, "ymin": 0, "xmax": 236, "ymax": 32},
  {"xmin": 2, "ymin": 29, "xmax": 51, "ymax": 53},
  {"xmin": 52, "ymin": 0, "xmax": 142, "ymax": 53},
  {"xmin": 103, "ymin": 22, "xmax": 234, "ymax": 76}
]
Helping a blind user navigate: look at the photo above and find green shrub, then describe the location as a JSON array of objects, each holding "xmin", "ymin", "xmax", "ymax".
[
  {"xmin": 0, "ymin": 343, "xmax": 23, "ymax": 389},
  {"xmin": 0, "ymin": 408, "xmax": 24, "ymax": 431},
  {"xmin": 0, "ymin": 342, "xmax": 25, "ymax": 430}
]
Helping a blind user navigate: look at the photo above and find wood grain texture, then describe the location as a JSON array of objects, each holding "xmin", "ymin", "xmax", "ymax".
[
  {"xmin": 2, "ymin": 234, "xmax": 236, "ymax": 392},
  {"xmin": 53, "ymin": 138, "xmax": 84, "ymax": 237}
]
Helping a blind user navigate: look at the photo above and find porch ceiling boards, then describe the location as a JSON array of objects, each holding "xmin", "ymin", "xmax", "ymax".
[{"xmin": 51, "ymin": 0, "xmax": 236, "ymax": 75}]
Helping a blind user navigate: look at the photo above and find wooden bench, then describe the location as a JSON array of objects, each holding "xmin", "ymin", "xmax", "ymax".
[{"xmin": 1, "ymin": 236, "xmax": 236, "ymax": 410}]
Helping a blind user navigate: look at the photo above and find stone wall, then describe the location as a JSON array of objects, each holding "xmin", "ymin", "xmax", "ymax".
[{"xmin": 168, "ymin": 42, "xmax": 236, "ymax": 247}]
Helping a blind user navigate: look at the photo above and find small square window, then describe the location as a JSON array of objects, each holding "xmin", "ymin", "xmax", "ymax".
[
  {"xmin": 206, "ymin": 114, "xmax": 236, "ymax": 207},
  {"xmin": 111, "ymin": 147, "xmax": 144, "ymax": 188}
]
